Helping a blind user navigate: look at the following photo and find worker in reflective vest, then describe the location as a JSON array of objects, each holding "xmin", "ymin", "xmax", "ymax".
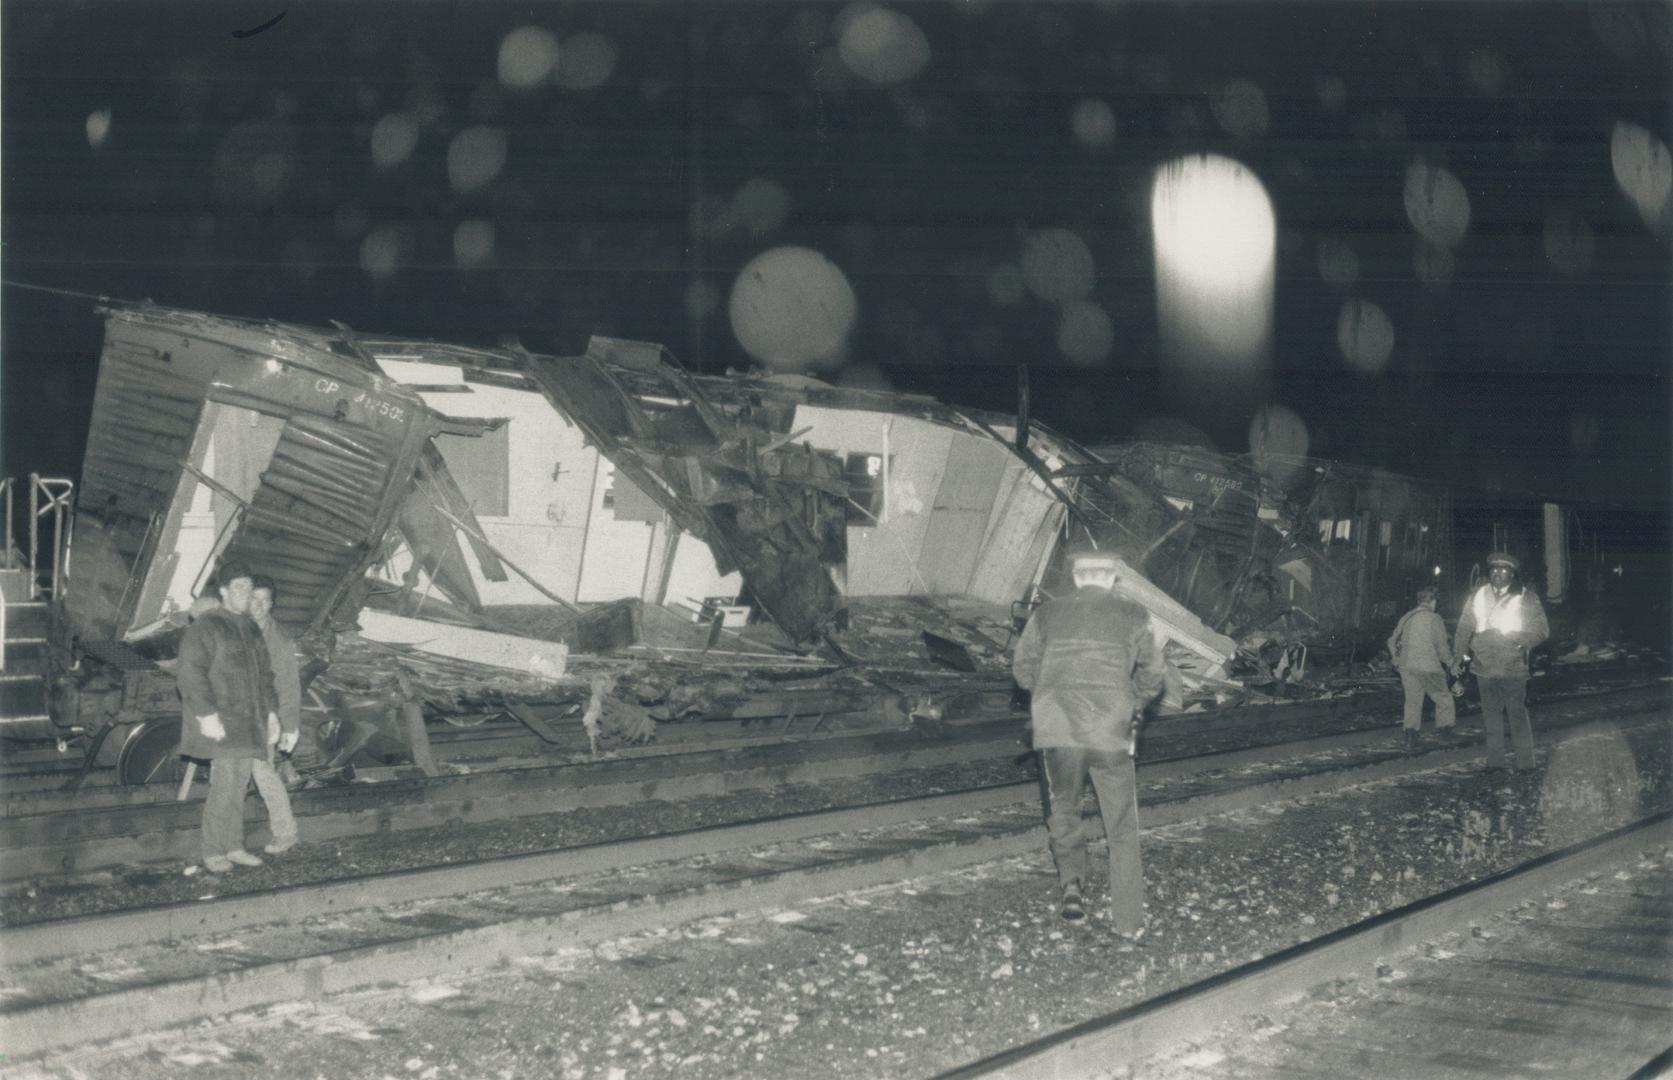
[
  {"xmin": 1012, "ymin": 544, "xmax": 1166, "ymax": 936},
  {"xmin": 1453, "ymin": 552, "xmax": 1549, "ymax": 771}
]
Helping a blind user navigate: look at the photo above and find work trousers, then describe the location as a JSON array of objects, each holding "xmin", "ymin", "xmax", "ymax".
[
  {"xmin": 1398, "ymin": 670, "xmax": 1455, "ymax": 731},
  {"xmin": 1039, "ymin": 746, "xmax": 1144, "ymax": 933},
  {"xmin": 251, "ymin": 759, "xmax": 298, "ymax": 847},
  {"xmin": 200, "ymin": 757, "xmax": 298, "ymax": 859},
  {"xmin": 1476, "ymin": 674, "xmax": 1535, "ymax": 770}
]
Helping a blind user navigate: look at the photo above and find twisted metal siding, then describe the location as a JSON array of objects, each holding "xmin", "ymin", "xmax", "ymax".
[{"xmin": 66, "ymin": 306, "xmax": 440, "ymax": 644}]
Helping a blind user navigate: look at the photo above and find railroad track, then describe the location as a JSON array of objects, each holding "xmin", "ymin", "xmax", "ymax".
[
  {"xmin": 941, "ymin": 812, "xmax": 1673, "ymax": 1079},
  {"xmin": 1, "ymin": 681, "xmax": 1664, "ymax": 887},
  {"xmin": 1, "ymin": 654, "xmax": 1654, "ymax": 796},
  {"xmin": 1, "ymin": 693, "xmax": 1666, "ymax": 1059}
]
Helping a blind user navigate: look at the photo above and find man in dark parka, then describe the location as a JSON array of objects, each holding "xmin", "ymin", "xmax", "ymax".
[
  {"xmin": 176, "ymin": 562, "xmax": 282, "ymax": 872},
  {"xmin": 1012, "ymin": 545, "xmax": 1166, "ymax": 934}
]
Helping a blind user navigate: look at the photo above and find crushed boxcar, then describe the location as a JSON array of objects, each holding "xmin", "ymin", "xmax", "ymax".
[
  {"xmin": 15, "ymin": 302, "xmax": 1518, "ymax": 792},
  {"xmin": 26, "ymin": 303, "xmax": 504, "ymax": 784},
  {"xmin": 1082, "ymin": 442, "xmax": 1458, "ymax": 663}
]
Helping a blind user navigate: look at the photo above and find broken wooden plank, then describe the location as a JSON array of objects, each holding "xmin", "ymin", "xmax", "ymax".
[
  {"xmin": 355, "ymin": 609, "xmax": 569, "ymax": 680},
  {"xmin": 1103, "ymin": 553, "xmax": 1236, "ymax": 675}
]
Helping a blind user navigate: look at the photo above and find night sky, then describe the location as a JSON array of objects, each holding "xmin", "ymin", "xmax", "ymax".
[{"xmin": 3, "ymin": 1, "xmax": 1669, "ymax": 518}]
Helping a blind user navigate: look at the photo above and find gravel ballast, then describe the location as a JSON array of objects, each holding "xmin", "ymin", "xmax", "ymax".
[{"xmin": 11, "ymin": 719, "xmax": 1667, "ymax": 1080}]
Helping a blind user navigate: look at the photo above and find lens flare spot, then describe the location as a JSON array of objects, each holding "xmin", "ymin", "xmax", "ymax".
[
  {"xmin": 1212, "ymin": 79, "xmax": 1270, "ymax": 140},
  {"xmin": 1570, "ymin": 413, "xmax": 1600, "ymax": 454},
  {"xmin": 497, "ymin": 27, "xmax": 560, "ymax": 89},
  {"xmin": 212, "ymin": 120, "xmax": 295, "ymax": 206},
  {"xmin": 986, "ymin": 263, "xmax": 1026, "ymax": 306},
  {"xmin": 85, "ymin": 109, "xmax": 113, "ymax": 150},
  {"xmin": 447, "ymin": 126, "xmax": 508, "ymax": 194},
  {"xmin": 1610, "ymin": 120, "xmax": 1673, "ymax": 228},
  {"xmin": 1403, "ymin": 160, "xmax": 1471, "ymax": 247},
  {"xmin": 835, "ymin": 364, "xmax": 894, "ymax": 392},
  {"xmin": 360, "ymin": 227, "xmax": 403, "ymax": 280},
  {"xmin": 1412, "ymin": 241, "xmax": 1455, "ymax": 292},
  {"xmin": 453, "ymin": 220, "xmax": 495, "ymax": 268},
  {"xmin": 1464, "ymin": 50, "xmax": 1507, "ymax": 96},
  {"xmin": 1250, "ymin": 404, "xmax": 1310, "ymax": 485},
  {"xmin": 837, "ymin": 5, "xmax": 930, "ymax": 85},
  {"xmin": 1057, "ymin": 301, "xmax": 1115, "ymax": 365},
  {"xmin": 1316, "ymin": 75, "xmax": 1347, "ymax": 111},
  {"xmin": 1021, "ymin": 229, "xmax": 1095, "ymax": 304},
  {"xmin": 370, "ymin": 112, "xmax": 420, "ymax": 169},
  {"xmin": 729, "ymin": 246, "xmax": 858, "ymax": 371},
  {"xmin": 1070, "ymin": 99, "xmax": 1117, "ymax": 150},
  {"xmin": 335, "ymin": 203, "xmax": 368, "ymax": 237},
  {"xmin": 689, "ymin": 193, "xmax": 735, "ymax": 239},
  {"xmin": 1543, "ymin": 210, "xmax": 1595, "ymax": 275},
  {"xmin": 684, "ymin": 279, "xmax": 721, "ymax": 320},
  {"xmin": 1316, "ymin": 237, "xmax": 1360, "ymax": 288},
  {"xmin": 730, "ymin": 177, "xmax": 793, "ymax": 237},
  {"xmin": 1591, "ymin": 2, "xmax": 1650, "ymax": 60},
  {"xmin": 1336, "ymin": 299, "xmax": 1395, "ymax": 372},
  {"xmin": 554, "ymin": 32, "xmax": 617, "ymax": 90}
]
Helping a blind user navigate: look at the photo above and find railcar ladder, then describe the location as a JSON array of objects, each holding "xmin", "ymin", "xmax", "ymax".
[{"xmin": 0, "ymin": 475, "xmax": 74, "ymax": 743}]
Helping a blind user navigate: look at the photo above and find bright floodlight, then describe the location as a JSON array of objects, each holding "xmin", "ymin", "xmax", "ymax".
[{"xmin": 1151, "ymin": 154, "xmax": 1275, "ymax": 363}]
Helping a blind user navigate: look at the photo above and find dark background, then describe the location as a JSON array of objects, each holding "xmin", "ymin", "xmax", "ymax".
[{"xmin": 3, "ymin": 1, "xmax": 1669, "ymax": 528}]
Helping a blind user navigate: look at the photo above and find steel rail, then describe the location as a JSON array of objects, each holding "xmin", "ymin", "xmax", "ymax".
[
  {"xmin": 0, "ymin": 704, "xmax": 1664, "ymax": 1062},
  {"xmin": 936, "ymin": 811, "xmax": 1673, "ymax": 1079},
  {"xmin": 3, "ymin": 682, "xmax": 1664, "ymax": 886}
]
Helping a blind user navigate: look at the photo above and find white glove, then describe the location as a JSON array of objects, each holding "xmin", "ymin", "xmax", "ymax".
[
  {"xmin": 278, "ymin": 729, "xmax": 299, "ymax": 754},
  {"xmin": 266, "ymin": 712, "xmax": 281, "ymax": 746},
  {"xmin": 199, "ymin": 713, "xmax": 225, "ymax": 742}
]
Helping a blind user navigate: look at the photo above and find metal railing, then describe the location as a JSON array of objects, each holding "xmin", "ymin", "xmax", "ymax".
[
  {"xmin": 2, "ymin": 474, "xmax": 75, "ymax": 602},
  {"xmin": 29, "ymin": 474, "xmax": 74, "ymax": 602}
]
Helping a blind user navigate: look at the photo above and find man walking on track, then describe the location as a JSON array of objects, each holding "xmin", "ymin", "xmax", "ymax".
[
  {"xmin": 1012, "ymin": 544, "xmax": 1166, "ymax": 938},
  {"xmin": 1388, "ymin": 585, "xmax": 1457, "ymax": 752}
]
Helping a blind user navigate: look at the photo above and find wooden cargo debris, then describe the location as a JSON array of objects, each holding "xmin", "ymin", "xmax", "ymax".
[
  {"xmin": 356, "ymin": 609, "xmax": 569, "ymax": 680},
  {"xmin": 1105, "ymin": 553, "xmax": 1236, "ymax": 678}
]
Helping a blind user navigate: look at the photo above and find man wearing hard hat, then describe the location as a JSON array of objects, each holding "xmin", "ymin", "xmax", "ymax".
[
  {"xmin": 1454, "ymin": 552, "xmax": 1549, "ymax": 772},
  {"xmin": 1012, "ymin": 543, "xmax": 1166, "ymax": 936}
]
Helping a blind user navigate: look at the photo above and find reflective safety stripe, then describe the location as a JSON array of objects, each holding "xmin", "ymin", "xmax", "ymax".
[{"xmin": 1471, "ymin": 586, "xmax": 1523, "ymax": 634}]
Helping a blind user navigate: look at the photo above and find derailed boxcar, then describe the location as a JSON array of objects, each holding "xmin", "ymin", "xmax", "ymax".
[
  {"xmin": 1084, "ymin": 441, "xmax": 1457, "ymax": 660},
  {"xmin": 46, "ymin": 304, "xmax": 454, "ymax": 782}
]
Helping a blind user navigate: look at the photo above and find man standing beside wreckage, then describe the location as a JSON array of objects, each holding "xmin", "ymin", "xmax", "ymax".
[
  {"xmin": 250, "ymin": 575, "xmax": 317, "ymax": 792},
  {"xmin": 1388, "ymin": 586, "xmax": 1456, "ymax": 752},
  {"xmin": 1454, "ymin": 552, "xmax": 1549, "ymax": 772},
  {"xmin": 1012, "ymin": 544, "xmax": 1166, "ymax": 935},
  {"xmin": 176, "ymin": 563, "xmax": 294, "ymax": 871}
]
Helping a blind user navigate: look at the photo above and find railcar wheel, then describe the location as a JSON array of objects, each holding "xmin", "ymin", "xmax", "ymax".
[{"xmin": 116, "ymin": 717, "xmax": 192, "ymax": 787}]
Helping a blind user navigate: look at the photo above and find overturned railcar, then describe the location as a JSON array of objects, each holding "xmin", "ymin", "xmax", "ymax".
[
  {"xmin": 1079, "ymin": 442, "xmax": 1458, "ymax": 659},
  {"xmin": 41, "ymin": 304, "xmax": 459, "ymax": 782}
]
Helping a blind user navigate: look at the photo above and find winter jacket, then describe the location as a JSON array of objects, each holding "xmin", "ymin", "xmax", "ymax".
[
  {"xmin": 1388, "ymin": 606, "xmax": 1453, "ymax": 673},
  {"xmin": 1011, "ymin": 587, "xmax": 1166, "ymax": 752},
  {"xmin": 258, "ymin": 618, "xmax": 302, "ymax": 737},
  {"xmin": 175, "ymin": 607, "xmax": 279, "ymax": 760},
  {"xmin": 1454, "ymin": 584, "xmax": 1549, "ymax": 678}
]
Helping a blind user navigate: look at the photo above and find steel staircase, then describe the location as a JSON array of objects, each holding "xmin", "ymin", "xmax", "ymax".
[{"xmin": 1, "ymin": 476, "xmax": 74, "ymax": 749}]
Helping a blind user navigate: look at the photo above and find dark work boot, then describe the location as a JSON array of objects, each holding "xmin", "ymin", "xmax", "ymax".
[
  {"xmin": 1059, "ymin": 882, "xmax": 1085, "ymax": 922},
  {"xmin": 1402, "ymin": 729, "xmax": 1419, "ymax": 753}
]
